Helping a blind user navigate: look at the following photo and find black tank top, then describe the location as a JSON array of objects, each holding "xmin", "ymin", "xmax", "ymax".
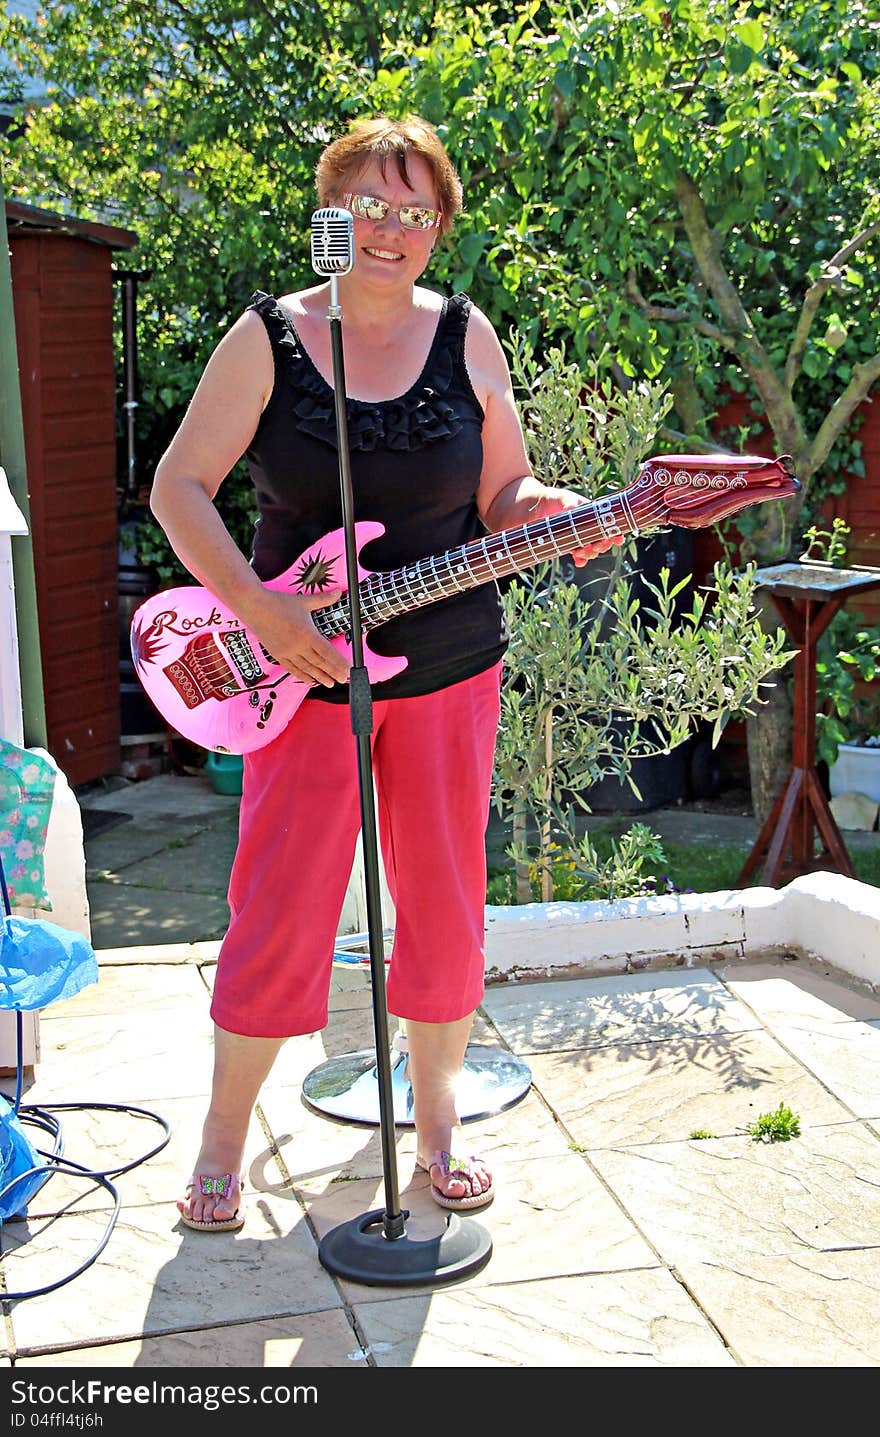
[{"xmin": 244, "ymin": 290, "xmax": 508, "ymax": 702}]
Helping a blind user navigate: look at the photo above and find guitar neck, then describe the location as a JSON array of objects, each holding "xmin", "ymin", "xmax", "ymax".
[{"xmin": 314, "ymin": 486, "xmax": 644, "ymax": 640}]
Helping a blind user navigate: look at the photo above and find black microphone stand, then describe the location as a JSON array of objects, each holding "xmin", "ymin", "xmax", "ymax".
[{"xmin": 314, "ymin": 221, "xmax": 492, "ymax": 1286}]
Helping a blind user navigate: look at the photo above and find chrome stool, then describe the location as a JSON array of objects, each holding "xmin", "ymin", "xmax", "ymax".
[{"xmin": 301, "ymin": 929, "xmax": 532, "ymax": 1127}]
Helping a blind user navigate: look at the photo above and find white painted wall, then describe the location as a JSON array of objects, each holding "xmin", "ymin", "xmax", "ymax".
[
  {"xmin": 484, "ymin": 873, "xmax": 880, "ymax": 991},
  {"xmin": 0, "ymin": 466, "xmax": 28, "ymax": 748},
  {"xmin": 2, "ymin": 466, "xmax": 91, "ymax": 1063}
]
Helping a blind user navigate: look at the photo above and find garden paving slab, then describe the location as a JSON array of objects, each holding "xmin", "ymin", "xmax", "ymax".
[
  {"xmin": 79, "ymin": 774, "xmax": 240, "ymax": 822},
  {"xmin": 12, "ymin": 1309, "xmax": 368, "ymax": 1369},
  {"xmin": 2, "ymin": 1195, "xmax": 340, "ymax": 1358},
  {"xmin": 763, "ymin": 1019, "xmax": 880, "ymax": 1119},
  {"xmin": 260, "ymin": 1083, "xmax": 572, "ymax": 1193},
  {"xmin": 481, "ymin": 968, "xmax": 761, "ymax": 1052},
  {"xmin": 676, "ymin": 1249, "xmax": 880, "ymax": 1367},
  {"xmin": 352, "ymin": 1269, "xmax": 736, "ymax": 1367},
  {"xmin": 526, "ymin": 1026, "xmax": 853, "ymax": 1148},
  {"xmin": 302, "ymin": 1150, "xmax": 657, "ymax": 1307},
  {"xmin": 589, "ymin": 1122, "xmax": 880, "ymax": 1266},
  {"xmin": 85, "ymin": 886, "xmax": 232, "ymax": 950},
  {"xmin": 718, "ymin": 958, "xmax": 880, "ymax": 1024},
  {"xmin": 6, "ymin": 1005, "xmax": 216, "ymax": 1105},
  {"xmin": 84, "ymin": 815, "xmax": 236, "ymax": 881},
  {"xmin": 96, "ymin": 822, "xmax": 239, "ymax": 896},
  {"xmin": 19, "ymin": 1096, "xmax": 268, "ymax": 1219},
  {"xmin": 39, "ymin": 960, "xmax": 209, "ymax": 1021}
]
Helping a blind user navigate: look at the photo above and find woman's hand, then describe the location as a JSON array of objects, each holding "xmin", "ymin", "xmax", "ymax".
[
  {"xmin": 525, "ymin": 487, "xmax": 626, "ymax": 567},
  {"xmin": 243, "ymin": 586, "xmax": 351, "ymax": 688}
]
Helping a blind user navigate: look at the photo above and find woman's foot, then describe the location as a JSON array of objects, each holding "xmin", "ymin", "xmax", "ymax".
[
  {"xmin": 177, "ymin": 1171, "xmax": 245, "ymax": 1232},
  {"xmin": 416, "ymin": 1147, "xmax": 494, "ymax": 1210},
  {"xmin": 406, "ymin": 1015, "xmax": 492, "ymax": 1207}
]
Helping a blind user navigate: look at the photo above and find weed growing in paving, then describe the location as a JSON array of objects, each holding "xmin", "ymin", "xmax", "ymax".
[{"xmin": 746, "ymin": 1102, "xmax": 801, "ymax": 1142}]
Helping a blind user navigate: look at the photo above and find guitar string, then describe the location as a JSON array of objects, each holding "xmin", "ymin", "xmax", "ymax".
[
  {"xmin": 353, "ymin": 490, "xmax": 673, "ymax": 631},
  {"xmin": 327, "ymin": 478, "xmax": 760, "ymax": 636}
]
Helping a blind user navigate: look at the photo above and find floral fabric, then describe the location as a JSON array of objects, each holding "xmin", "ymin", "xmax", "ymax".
[{"xmin": 0, "ymin": 740, "xmax": 54, "ymax": 912}]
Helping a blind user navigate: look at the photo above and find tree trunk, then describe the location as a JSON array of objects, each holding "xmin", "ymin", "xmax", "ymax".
[
  {"xmin": 540, "ymin": 711, "xmax": 554, "ymax": 903},
  {"xmin": 745, "ymin": 597, "xmax": 793, "ymax": 826},
  {"xmin": 513, "ymin": 805, "xmax": 532, "ymax": 904}
]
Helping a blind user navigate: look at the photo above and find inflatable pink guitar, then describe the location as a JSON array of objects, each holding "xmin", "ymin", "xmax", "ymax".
[{"xmin": 131, "ymin": 453, "xmax": 798, "ymax": 754}]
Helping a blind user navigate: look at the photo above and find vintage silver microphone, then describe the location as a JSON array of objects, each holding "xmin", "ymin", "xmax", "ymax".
[
  {"xmin": 310, "ymin": 206, "xmax": 355, "ymax": 279},
  {"xmin": 309, "ymin": 206, "xmax": 492, "ymax": 1286}
]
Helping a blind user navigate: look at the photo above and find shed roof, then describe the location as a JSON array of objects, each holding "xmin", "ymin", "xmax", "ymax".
[{"xmin": 5, "ymin": 199, "xmax": 138, "ymax": 251}]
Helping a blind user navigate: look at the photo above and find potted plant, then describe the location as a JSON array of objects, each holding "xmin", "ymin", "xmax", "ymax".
[
  {"xmin": 807, "ymin": 521, "xmax": 880, "ymax": 802},
  {"xmin": 817, "ymin": 612, "xmax": 880, "ymax": 801},
  {"xmin": 491, "ymin": 339, "xmax": 793, "ymax": 903}
]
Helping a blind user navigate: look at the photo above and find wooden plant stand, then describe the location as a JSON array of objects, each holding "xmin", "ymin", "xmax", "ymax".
[{"xmin": 738, "ymin": 560, "xmax": 880, "ymax": 887}]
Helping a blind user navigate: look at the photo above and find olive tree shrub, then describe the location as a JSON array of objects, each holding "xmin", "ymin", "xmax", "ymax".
[{"xmin": 492, "ymin": 340, "xmax": 792, "ymax": 903}]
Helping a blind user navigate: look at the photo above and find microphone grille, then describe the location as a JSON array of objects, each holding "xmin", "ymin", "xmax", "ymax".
[{"xmin": 310, "ymin": 207, "xmax": 354, "ymax": 276}]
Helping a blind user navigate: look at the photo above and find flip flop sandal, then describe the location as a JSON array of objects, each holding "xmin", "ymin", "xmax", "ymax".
[
  {"xmin": 178, "ymin": 1173, "xmax": 245, "ymax": 1232},
  {"xmin": 417, "ymin": 1150, "xmax": 494, "ymax": 1211}
]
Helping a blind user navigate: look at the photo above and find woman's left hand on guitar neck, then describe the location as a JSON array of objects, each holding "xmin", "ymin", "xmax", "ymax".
[{"xmin": 483, "ymin": 475, "xmax": 624, "ymax": 568}]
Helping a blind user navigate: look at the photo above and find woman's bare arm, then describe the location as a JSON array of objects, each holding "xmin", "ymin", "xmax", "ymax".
[{"xmin": 149, "ymin": 313, "xmax": 350, "ymax": 687}]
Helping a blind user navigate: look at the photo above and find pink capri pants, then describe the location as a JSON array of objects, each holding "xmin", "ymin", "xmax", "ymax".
[{"xmin": 210, "ymin": 661, "xmax": 502, "ymax": 1038}]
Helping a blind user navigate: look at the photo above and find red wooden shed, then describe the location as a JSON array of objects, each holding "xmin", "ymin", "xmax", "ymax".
[{"xmin": 7, "ymin": 199, "xmax": 138, "ymax": 788}]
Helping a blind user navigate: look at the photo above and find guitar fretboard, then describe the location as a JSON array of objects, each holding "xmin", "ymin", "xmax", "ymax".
[{"xmin": 311, "ymin": 489, "xmax": 641, "ymax": 641}]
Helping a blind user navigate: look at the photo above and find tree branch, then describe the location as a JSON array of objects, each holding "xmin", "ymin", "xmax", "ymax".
[
  {"xmin": 349, "ymin": 0, "xmax": 382, "ymax": 70},
  {"xmin": 785, "ymin": 220, "xmax": 880, "ymax": 391},
  {"xmin": 465, "ymin": 151, "xmax": 522, "ymax": 185},
  {"xmin": 658, "ymin": 425, "xmax": 733, "ymax": 455},
  {"xmin": 674, "ymin": 169, "xmax": 807, "ymax": 455},
  {"xmin": 162, "ymin": 0, "xmax": 298, "ymax": 139},
  {"xmin": 625, "ymin": 269, "xmax": 739, "ymax": 350},
  {"xmin": 809, "ymin": 352, "xmax": 880, "ymax": 474}
]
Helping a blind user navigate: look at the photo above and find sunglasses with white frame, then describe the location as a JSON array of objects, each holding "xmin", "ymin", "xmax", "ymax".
[{"xmin": 342, "ymin": 192, "xmax": 442, "ymax": 231}]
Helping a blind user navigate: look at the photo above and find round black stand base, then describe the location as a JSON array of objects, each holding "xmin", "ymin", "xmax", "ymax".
[{"xmin": 318, "ymin": 1207, "xmax": 493, "ymax": 1287}]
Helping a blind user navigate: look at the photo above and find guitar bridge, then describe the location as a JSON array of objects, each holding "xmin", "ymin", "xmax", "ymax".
[{"xmin": 164, "ymin": 630, "xmax": 265, "ymax": 709}]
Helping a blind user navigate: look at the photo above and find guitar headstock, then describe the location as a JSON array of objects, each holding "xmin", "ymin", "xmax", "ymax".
[{"xmin": 628, "ymin": 454, "xmax": 800, "ymax": 531}]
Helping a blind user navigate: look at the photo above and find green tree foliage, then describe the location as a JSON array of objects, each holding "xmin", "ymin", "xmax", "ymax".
[
  {"xmin": 3, "ymin": 1, "xmax": 877, "ymax": 563},
  {"xmin": 415, "ymin": 0, "xmax": 880, "ymax": 555},
  {"xmin": 0, "ymin": 0, "xmax": 449, "ymax": 545}
]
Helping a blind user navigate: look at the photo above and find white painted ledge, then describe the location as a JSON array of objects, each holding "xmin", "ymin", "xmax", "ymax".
[{"xmin": 484, "ymin": 871, "xmax": 880, "ymax": 991}]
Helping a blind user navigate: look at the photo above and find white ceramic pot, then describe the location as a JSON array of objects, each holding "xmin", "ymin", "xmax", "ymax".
[{"xmin": 828, "ymin": 742, "xmax": 880, "ymax": 803}]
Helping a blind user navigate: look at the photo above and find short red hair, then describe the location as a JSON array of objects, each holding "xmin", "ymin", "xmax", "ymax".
[{"xmin": 316, "ymin": 115, "xmax": 463, "ymax": 236}]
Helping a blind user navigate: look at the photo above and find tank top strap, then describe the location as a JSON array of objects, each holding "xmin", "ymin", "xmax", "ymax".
[
  {"xmin": 442, "ymin": 291, "xmax": 473, "ymax": 343},
  {"xmin": 247, "ymin": 290, "xmax": 303, "ymax": 362}
]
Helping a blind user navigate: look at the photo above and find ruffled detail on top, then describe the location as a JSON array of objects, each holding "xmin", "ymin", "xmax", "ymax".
[{"xmin": 248, "ymin": 290, "xmax": 467, "ymax": 453}]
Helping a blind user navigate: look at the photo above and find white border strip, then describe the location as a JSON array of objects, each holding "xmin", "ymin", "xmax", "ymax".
[{"xmin": 484, "ymin": 872, "xmax": 880, "ymax": 990}]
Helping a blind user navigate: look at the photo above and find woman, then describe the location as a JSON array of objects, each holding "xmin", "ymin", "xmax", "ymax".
[{"xmin": 150, "ymin": 114, "xmax": 615, "ymax": 1231}]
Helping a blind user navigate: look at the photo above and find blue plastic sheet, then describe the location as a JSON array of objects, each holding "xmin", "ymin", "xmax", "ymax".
[
  {"xmin": 0, "ymin": 915, "xmax": 98, "ymax": 1012},
  {"xmin": 0, "ymin": 1094, "xmax": 46, "ymax": 1220}
]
